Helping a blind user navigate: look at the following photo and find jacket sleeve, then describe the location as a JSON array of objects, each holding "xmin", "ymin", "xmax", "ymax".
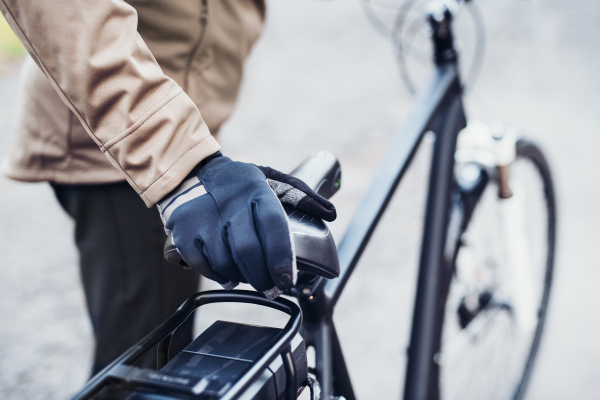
[{"xmin": 0, "ymin": 0, "xmax": 221, "ymax": 206}]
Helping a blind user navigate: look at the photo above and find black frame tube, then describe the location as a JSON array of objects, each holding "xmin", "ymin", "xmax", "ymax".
[
  {"xmin": 325, "ymin": 64, "xmax": 461, "ymax": 307},
  {"xmin": 330, "ymin": 322, "xmax": 356, "ymax": 399},
  {"xmin": 299, "ymin": 7, "xmax": 468, "ymax": 400},
  {"xmin": 297, "ymin": 63, "xmax": 465, "ymax": 400},
  {"xmin": 403, "ymin": 94, "xmax": 466, "ymax": 400}
]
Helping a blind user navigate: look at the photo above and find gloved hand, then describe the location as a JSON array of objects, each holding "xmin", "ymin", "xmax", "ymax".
[{"xmin": 158, "ymin": 152, "xmax": 336, "ymax": 300}]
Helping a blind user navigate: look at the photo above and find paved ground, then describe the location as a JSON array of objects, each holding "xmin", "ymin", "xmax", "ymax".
[{"xmin": 1, "ymin": 0, "xmax": 599, "ymax": 399}]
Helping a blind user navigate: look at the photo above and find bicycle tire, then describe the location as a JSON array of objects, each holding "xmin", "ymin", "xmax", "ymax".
[{"xmin": 437, "ymin": 139, "xmax": 556, "ymax": 400}]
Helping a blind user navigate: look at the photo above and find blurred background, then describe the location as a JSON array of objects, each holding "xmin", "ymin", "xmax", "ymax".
[{"xmin": 1, "ymin": 0, "xmax": 599, "ymax": 398}]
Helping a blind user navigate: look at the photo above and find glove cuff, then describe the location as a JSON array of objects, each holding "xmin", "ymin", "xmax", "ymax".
[
  {"xmin": 157, "ymin": 151, "xmax": 223, "ymax": 223},
  {"xmin": 158, "ymin": 151, "xmax": 222, "ymax": 206},
  {"xmin": 157, "ymin": 175, "xmax": 206, "ymax": 224},
  {"xmin": 193, "ymin": 151, "xmax": 223, "ymax": 174},
  {"xmin": 263, "ymin": 286, "xmax": 284, "ymax": 301}
]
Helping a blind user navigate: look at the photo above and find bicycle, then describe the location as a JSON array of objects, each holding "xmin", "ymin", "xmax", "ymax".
[{"xmin": 70, "ymin": 1, "xmax": 556, "ymax": 399}]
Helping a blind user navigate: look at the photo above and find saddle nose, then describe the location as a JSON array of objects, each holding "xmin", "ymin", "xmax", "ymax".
[
  {"xmin": 288, "ymin": 150, "xmax": 341, "ymax": 280},
  {"xmin": 286, "ymin": 206, "xmax": 340, "ymax": 279}
]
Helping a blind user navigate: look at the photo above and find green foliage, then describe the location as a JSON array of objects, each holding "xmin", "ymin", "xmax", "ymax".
[{"xmin": 0, "ymin": 14, "xmax": 26, "ymax": 59}]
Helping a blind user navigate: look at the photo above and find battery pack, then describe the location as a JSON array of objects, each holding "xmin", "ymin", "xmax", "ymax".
[
  {"xmin": 93, "ymin": 320, "xmax": 307, "ymax": 400},
  {"xmin": 160, "ymin": 320, "xmax": 307, "ymax": 399}
]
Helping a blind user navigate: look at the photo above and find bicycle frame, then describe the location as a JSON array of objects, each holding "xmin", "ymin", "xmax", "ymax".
[
  {"xmin": 295, "ymin": 6, "xmax": 467, "ymax": 400},
  {"xmin": 69, "ymin": 5, "xmax": 475, "ymax": 400}
]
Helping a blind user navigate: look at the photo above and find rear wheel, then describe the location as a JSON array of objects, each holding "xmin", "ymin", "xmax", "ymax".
[{"xmin": 438, "ymin": 139, "xmax": 556, "ymax": 400}]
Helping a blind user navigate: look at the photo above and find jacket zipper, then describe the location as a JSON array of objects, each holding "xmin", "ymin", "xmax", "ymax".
[{"xmin": 183, "ymin": 0, "xmax": 208, "ymax": 91}]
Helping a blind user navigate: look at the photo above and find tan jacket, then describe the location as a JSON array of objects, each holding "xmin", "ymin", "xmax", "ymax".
[{"xmin": 0, "ymin": 0, "xmax": 264, "ymax": 206}]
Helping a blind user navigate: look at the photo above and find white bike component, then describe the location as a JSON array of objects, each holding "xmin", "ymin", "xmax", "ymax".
[
  {"xmin": 455, "ymin": 120, "xmax": 517, "ymax": 167},
  {"xmin": 456, "ymin": 120, "xmax": 536, "ymax": 330},
  {"xmin": 497, "ymin": 181, "xmax": 537, "ymax": 331}
]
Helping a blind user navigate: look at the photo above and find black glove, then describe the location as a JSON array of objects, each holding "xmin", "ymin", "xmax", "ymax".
[{"xmin": 158, "ymin": 152, "xmax": 336, "ymax": 299}]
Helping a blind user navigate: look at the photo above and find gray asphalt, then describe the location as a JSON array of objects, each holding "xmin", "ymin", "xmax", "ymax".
[{"xmin": 1, "ymin": 0, "xmax": 599, "ymax": 399}]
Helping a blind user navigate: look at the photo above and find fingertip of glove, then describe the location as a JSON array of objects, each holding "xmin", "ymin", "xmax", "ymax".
[
  {"xmin": 221, "ymin": 281, "xmax": 239, "ymax": 291},
  {"xmin": 271, "ymin": 263, "xmax": 295, "ymax": 289},
  {"xmin": 323, "ymin": 208, "xmax": 337, "ymax": 222},
  {"xmin": 298, "ymin": 197, "xmax": 337, "ymax": 222},
  {"xmin": 263, "ymin": 286, "xmax": 283, "ymax": 300}
]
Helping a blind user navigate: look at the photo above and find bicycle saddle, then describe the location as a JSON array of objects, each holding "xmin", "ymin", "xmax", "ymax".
[
  {"xmin": 288, "ymin": 151, "xmax": 341, "ymax": 279},
  {"xmin": 164, "ymin": 151, "xmax": 341, "ymax": 282}
]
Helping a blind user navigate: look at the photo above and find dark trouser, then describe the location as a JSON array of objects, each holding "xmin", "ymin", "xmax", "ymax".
[{"xmin": 51, "ymin": 181, "xmax": 200, "ymax": 375}]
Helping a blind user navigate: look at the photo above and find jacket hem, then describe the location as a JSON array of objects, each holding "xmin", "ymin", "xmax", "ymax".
[{"xmin": 2, "ymin": 159, "xmax": 126, "ymax": 184}]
